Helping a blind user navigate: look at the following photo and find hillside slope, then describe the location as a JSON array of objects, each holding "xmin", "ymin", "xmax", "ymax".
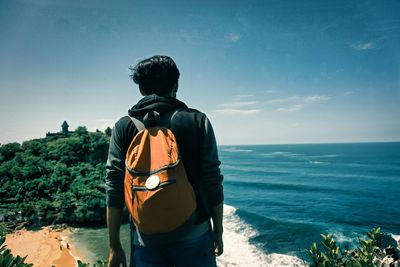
[{"xmin": 0, "ymin": 127, "xmax": 110, "ymax": 226}]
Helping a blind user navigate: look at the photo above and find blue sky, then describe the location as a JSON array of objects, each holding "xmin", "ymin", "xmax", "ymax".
[{"xmin": 0, "ymin": 0, "xmax": 399, "ymax": 145}]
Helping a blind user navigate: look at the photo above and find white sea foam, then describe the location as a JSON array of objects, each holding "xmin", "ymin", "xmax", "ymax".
[
  {"xmin": 261, "ymin": 152, "xmax": 341, "ymax": 162},
  {"xmin": 222, "ymin": 164, "xmax": 252, "ymax": 172},
  {"xmin": 71, "ymin": 205, "xmax": 305, "ymax": 266},
  {"xmin": 308, "ymin": 154, "xmax": 342, "ymax": 159},
  {"xmin": 329, "ymin": 231, "xmax": 358, "ymax": 244},
  {"xmin": 260, "ymin": 152, "xmax": 304, "ymax": 159},
  {"xmin": 392, "ymin": 234, "xmax": 400, "ymax": 249},
  {"xmin": 222, "ymin": 147, "xmax": 253, "ymax": 153},
  {"xmin": 309, "ymin": 160, "xmax": 325, "ymax": 164},
  {"xmin": 217, "ymin": 204, "xmax": 304, "ymax": 267},
  {"xmin": 60, "ymin": 234, "xmax": 83, "ymax": 265}
]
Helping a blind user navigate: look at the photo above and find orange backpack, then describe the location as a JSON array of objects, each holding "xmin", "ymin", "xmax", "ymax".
[{"xmin": 124, "ymin": 110, "xmax": 196, "ymax": 235}]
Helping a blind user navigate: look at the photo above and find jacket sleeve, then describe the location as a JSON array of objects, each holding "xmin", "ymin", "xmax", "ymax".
[
  {"xmin": 200, "ymin": 116, "xmax": 224, "ymax": 207},
  {"xmin": 105, "ymin": 122, "xmax": 126, "ymax": 208}
]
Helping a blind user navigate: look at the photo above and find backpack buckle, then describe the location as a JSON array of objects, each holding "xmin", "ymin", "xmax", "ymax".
[{"xmin": 145, "ymin": 175, "xmax": 160, "ymax": 190}]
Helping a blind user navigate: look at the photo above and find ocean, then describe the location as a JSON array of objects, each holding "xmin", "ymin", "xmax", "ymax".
[{"xmin": 71, "ymin": 142, "xmax": 400, "ymax": 266}]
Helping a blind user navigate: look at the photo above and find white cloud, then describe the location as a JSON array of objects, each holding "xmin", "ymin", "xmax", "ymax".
[
  {"xmin": 268, "ymin": 95, "xmax": 329, "ymax": 104},
  {"xmin": 220, "ymin": 101, "xmax": 258, "ymax": 108},
  {"xmin": 276, "ymin": 104, "xmax": 303, "ymax": 113},
  {"xmin": 343, "ymin": 88, "xmax": 360, "ymax": 96},
  {"xmin": 344, "ymin": 91, "xmax": 354, "ymax": 96},
  {"xmin": 217, "ymin": 98, "xmax": 260, "ymax": 115},
  {"xmin": 351, "ymin": 41, "xmax": 375, "ymax": 50},
  {"xmin": 216, "ymin": 108, "xmax": 261, "ymax": 115},
  {"xmin": 235, "ymin": 94, "xmax": 254, "ymax": 99},
  {"xmin": 267, "ymin": 96, "xmax": 301, "ymax": 104},
  {"xmin": 305, "ymin": 95, "xmax": 331, "ymax": 102},
  {"xmin": 227, "ymin": 33, "xmax": 241, "ymax": 43},
  {"xmin": 268, "ymin": 94, "xmax": 330, "ymax": 113}
]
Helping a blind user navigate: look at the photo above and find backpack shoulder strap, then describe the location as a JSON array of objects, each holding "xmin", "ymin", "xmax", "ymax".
[
  {"xmin": 129, "ymin": 109, "xmax": 181, "ymax": 131},
  {"xmin": 129, "ymin": 116, "xmax": 145, "ymax": 132},
  {"xmin": 161, "ymin": 109, "xmax": 181, "ymax": 128}
]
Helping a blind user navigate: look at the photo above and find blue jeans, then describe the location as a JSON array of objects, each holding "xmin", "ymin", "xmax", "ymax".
[{"xmin": 130, "ymin": 231, "xmax": 217, "ymax": 267}]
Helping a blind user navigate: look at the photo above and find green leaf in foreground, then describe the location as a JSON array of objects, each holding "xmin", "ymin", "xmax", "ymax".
[{"xmin": 306, "ymin": 227, "xmax": 399, "ymax": 267}]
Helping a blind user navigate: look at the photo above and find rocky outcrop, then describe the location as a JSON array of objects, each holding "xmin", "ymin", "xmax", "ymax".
[{"xmin": 372, "ymin": 234, "xmax": 400, "ymax": 267}]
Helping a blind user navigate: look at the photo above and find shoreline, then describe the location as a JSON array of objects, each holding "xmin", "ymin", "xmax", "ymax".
[
  {"xmin": 4, "ymin": 226, "xmax": 84, "ymax": 267},
  {"xmin": 4, "ymin": 224, "xmax": 399, "ymax": 267}
]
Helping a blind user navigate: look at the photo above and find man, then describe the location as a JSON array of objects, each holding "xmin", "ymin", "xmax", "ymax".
[{"xmin": 105, "ymin": 55, "xmax": 224, "ymax": 267}]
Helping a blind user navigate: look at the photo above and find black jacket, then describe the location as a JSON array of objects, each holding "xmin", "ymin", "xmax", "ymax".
[{"xmin": 105, "ymin": 95, "xmax": 224, "ymax": 223}]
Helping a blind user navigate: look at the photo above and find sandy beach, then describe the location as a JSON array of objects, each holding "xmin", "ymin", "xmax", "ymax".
[{"xmin": 4, "ymin": 226, "xmax": 83, "ymax": 267}]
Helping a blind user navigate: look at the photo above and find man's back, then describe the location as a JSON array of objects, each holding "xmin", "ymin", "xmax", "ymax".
[{"xmin": 105, "ymin": 55, "xmax": 224, "ymax": 267}]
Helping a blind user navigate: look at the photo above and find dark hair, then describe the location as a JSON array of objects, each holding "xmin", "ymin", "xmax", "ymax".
[{"xmin": 129, "ymin": 55, "xmax": 180, "ymax": 96}]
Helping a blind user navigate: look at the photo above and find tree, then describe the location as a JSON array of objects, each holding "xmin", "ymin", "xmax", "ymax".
[
  {"xmin": 75, "ymin": 126, "xmax": 88, "ymax": 135},
  {"xmin": 104, "ymin": 127, "xmax": 112, "ymax": 137},
  {"xmin": 0, "ymin": 127, "xmax": 110, "ymax": 226},
  {"xmin": 0, "ymin": 143, "xmax": 21, "ymax": 162}
]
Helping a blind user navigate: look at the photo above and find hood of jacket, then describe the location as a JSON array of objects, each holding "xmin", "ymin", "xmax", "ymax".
[{"xmin": 128, "ymin": 94, "xmax": 188, "ymax": 117}]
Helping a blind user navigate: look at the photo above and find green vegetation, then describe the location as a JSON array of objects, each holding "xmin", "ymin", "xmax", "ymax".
[
  {"xmin": 77, "ymin": 260, "xmax": 107, "ymax": 267},
  {"xmin": 0, "ymin": 127, "xmax": 110, "ymax": 226},
  {"xmin": 307, "ymin": 228, "xmax": 399, "ymax": 266}
]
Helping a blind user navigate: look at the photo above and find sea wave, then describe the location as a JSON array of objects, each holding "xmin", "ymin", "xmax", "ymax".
[
  {"xmin": 224, "ymin": 180, "xmax": 351, "ymax": 195},
  {"xmin": 260, "ymin": 151, "xmax": 304, "ymax": 159},
  {"xmin": 222, "ymin": 147, "xmax": 254, "ymax": 153},
  {"xmin": 308, "ymin": 160, "xmax": 326, "ymax": 164},
  {"xmin": 259, "ymin": 151, "xmax": 342, "ymax": 162},
  {"xmin": 328, "ymin": 230, "xmax": 359, "ymax": 245},
  {"xmin": 307, "ymin": 154, "xmax": 342, "ymax": 159},
  {"xmin": 218, "ymin": 204, "xmax": 304, "ymax": 267}
]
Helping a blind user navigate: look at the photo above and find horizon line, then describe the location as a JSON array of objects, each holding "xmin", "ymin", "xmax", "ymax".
[{"xmin": 218, "ymin": 140, "xmax": 400, "ymax": 146}]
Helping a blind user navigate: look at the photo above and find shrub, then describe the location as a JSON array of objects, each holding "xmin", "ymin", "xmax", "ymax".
[
  {"xmin": 77, "ymin": 260, "xmax": 107, "ymax": 267},
  {"xmin": 306, "ymin": 227, "xmax": 399, "ymax": 267}
]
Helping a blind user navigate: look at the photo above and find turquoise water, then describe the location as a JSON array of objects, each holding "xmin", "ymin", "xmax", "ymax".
[{"xmin": 72, "ymin": 142, "xmax": 400, "ymax": 266}]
